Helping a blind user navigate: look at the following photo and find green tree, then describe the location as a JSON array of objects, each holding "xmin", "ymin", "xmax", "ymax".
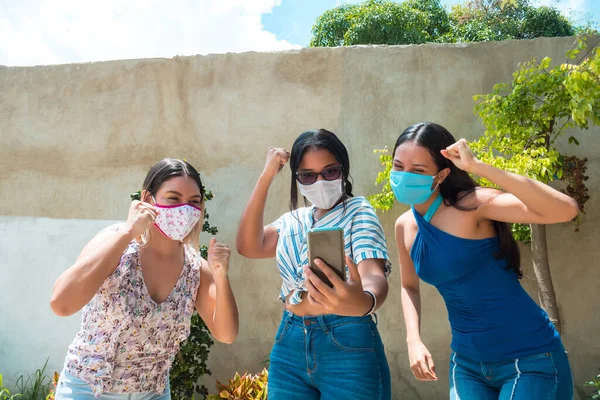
[
  {"xmin": 369, "ymin": 37, "xmax": 599, "ymax": 332},
  {"xmin": 310, "ymin": 0, "xmax": 578, "ymax": 47},
  {"xmin": 310, "ymin": 0, "xmax": 450, "ymax": 47},
  {"xmin": 130, "ymin": 189, "xmax": 218, "ymax": 400},
  {"xmin": 447, "ymin": 0, "xmax": 575, "ymax": 42}
]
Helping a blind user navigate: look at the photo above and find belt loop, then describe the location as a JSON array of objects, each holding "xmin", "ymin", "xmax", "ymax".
[
  {"xmin": 317, "ymin": 315, "xmax": 329, "ymax": 333},
  {"xmin": 283, "ymin": 310, "xmax": 292, "ymax": 328}
]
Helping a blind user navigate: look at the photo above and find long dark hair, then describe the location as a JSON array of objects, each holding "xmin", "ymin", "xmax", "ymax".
[
  {"xmin": 394, "ymin": 122, "xmax": 522, "ymax": 278},
  {"xmin": 289, "ymin": 129, "xmax": 354, "ymax": 210}
]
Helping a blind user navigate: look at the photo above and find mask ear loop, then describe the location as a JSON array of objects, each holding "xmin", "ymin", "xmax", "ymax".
[{"xmin": 431, "ymin": 171, "xmax": 445, "ymax": 192}]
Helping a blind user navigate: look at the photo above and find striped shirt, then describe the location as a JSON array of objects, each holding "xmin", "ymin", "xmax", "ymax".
[{"xmin": 270, "ymin": 196, "xmax": 391, "ymax": 305}]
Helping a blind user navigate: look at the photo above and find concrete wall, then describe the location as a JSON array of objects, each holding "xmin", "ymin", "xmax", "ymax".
[{"xmin": 0, "ymin": 37, "xmax": 598, "ymax": 399}]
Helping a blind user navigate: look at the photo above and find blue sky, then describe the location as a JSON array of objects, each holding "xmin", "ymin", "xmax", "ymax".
[
  {"xmin": 263, "ymin": 0, "xmax": 600, "ymax": 46},
  {"xmin": 0, "ymin": 0, "xmax": 597, "ymax": 66}
]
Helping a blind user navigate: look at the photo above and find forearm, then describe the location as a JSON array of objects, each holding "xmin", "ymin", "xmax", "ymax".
[
  {"xmin": 236, "ymin": 173, "xmax": 273, "ymax": 257},
  {"xmin": 211, "ymin": 275, "xmax": 239, "ymax": 344},
  {"xmin": 51, "ymin": 228, "xmax": 135, "ymax": 316},
  {"xmin": 473, "ymin": 162, "xmax": 579, "ymax": 221},
  {"xmin": 401, "ymin": 286, "xmax": 422, "ymax": 343},
  {"xmin": 361, "ymin": 274, "xmax": 388, "ymax": 312}
]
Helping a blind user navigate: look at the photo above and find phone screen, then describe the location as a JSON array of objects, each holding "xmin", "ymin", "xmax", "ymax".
[{"xmin": 307, "ymin": 227, "xmax": 346, "ymax": 287}]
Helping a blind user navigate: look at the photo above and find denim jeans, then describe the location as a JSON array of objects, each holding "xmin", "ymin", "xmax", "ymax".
[
  {"xmin": 449, "ymin": 343, "xmax": 573, "ymax": 400},
  {"xmin": 268, "ymin": 310, "xmax": 391, "ymax": 400},
  {"xmin": 55, "ymin": 370, "xmax": 171, "ymax": 400}
]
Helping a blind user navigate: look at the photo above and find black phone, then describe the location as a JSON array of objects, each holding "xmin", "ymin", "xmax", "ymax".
[{"xmin": 307, "ymin": 227, "xmax": 346, "ymax": 287}]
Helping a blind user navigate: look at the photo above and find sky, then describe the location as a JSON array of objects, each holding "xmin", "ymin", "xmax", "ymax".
[{"xmin": 0, "ymin": 0, "xmax": 598, "ymax": 67}]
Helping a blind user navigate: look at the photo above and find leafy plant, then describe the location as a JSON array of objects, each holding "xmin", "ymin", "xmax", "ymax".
[
  {"xmin": 170, "ymin": 312, "xmax": 214, "ymax": 400},
  {"xmin": 260, "ymin": 354, "xmax": 270, "ymax": 368},
  {"xmin": 15, "ymin": 360, "xmax": 53, "ymax": 400},
  {"xmin": 207, "ymin": 369, "xmax": 268, "ymax": 400},
  {"xmin": 585, "ymin": 369, "xmax": 600, "ymax": 399},
  {"xmin": 0, "ymin": 360, "xmax": 55, "ymax": 400},
  {"xmin": 130, "ymin": 187, "xmax": 218, "ymax": 400},
  {"xmin": 0, "ymin": 373, "xmax": 21, "ymax": 400},
  {"xmin": 44, "ymin": 372, "xmax": 59, "ymax": 400},
  {"xmin": 368, "ymin": 148, "xmax": 395, "ymax": 212},
  {"xmin": 471, "ymin": 37, "xmax": 598, "ymax": 216}
]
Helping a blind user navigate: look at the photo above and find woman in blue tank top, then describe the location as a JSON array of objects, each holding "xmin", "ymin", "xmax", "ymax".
[{"xmin": 391, "ymin": 122, "xmax": 578, "ymax": 399}]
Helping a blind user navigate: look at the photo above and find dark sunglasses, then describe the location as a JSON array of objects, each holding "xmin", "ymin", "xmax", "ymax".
[{"xmin": 296, "ymin": 165, "xmax": 343, "ymax": 185}]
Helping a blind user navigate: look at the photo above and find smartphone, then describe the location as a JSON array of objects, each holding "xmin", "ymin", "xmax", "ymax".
[{"xmin": 307, "ymin": 227, "xmax": 346, "ymax": 287}]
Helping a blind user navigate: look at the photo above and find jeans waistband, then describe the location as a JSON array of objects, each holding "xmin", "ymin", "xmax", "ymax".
[{"xmin": 282, "ymin": 310, "xmax": 377, "ymax": 331}]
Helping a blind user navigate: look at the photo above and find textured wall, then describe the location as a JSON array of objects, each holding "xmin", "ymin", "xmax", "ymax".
[{"xmin": 0, "ymin": 36, "xmax": 598, "ymax": 399}]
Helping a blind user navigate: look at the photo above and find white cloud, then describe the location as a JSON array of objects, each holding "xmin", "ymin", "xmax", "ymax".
[
  {"xmin": 534, "ymin": 0, "xmax": 586, "ymax": 13},
  {"xmin": 0, "ymin": 0, "xmax": 301, "ymax": 67}
]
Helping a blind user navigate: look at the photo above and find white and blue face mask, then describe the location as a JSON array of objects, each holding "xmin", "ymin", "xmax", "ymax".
[{"xmin": 299, "ymin": 179, "xmax": 344, "ymax": 210}]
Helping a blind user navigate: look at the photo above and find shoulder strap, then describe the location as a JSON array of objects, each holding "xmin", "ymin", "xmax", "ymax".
[{"xmin": 423, "ymin": 195, "xmax": 443, "ymax": 223}]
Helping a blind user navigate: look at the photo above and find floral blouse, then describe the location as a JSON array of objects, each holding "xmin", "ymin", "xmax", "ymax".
[{"xmin": 63, "ymin": 240, "xmax": 201, "ymax": 397}]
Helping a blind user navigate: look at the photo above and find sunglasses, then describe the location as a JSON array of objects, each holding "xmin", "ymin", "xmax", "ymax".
[{"xmin": 296, "ymin": 165, "xmax": 343, "ymax": 185}]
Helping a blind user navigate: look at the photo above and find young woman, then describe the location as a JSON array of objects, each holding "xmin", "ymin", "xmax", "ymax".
[
  {"xmin": 236, "ymin": 129, "xmax": 392, "ymax": 400},
  {"xmin": 392, "ymin": 122, "xmax": 578, "ymax": 399},
  {"xmin": 51, "ymin": 158, "xmax": 239, "ymax": 399}
]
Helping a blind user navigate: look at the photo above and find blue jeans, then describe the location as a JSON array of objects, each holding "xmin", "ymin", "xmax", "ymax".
[
  {"xmin": 268, "ymin": 310, "xmax": 391, "ymax": 400},
  {"xmin": 55, "ymin": 370, "xmax": 171, "ymax": 400},
  {"xmin": 449, "ymin": 343, "xmax": 573, "ymax": 400}
]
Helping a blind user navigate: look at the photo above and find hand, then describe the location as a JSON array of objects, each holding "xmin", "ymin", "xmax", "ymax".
[
  {"xmin": 407, "ymin": 339, "xmax": 437, "ymax": 381},
  {"xmin": 303, "ymin": 256, "xmax": 372, "ymax": 317},
  {"xmin": 263, "ymin": 147, "xmax": 290, "ymax": 179},
  {"xmin": 125, "ymin": 200, "xmax": 157, "ymax": 237},
  {"xmin": 441, "ymin": 138, "xmax": 482, "ymax": 174},
  {"xmin": 207, "ymin": 238, "xmax": 231, "ymax": 278}
]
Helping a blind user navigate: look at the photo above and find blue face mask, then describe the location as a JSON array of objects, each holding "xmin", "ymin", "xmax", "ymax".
[{"xmin": 390, "ymin": 171, "xmax": 439, "ymax": 205}]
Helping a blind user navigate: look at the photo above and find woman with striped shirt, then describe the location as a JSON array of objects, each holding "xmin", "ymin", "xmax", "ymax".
[{"xmin": 236, "ymin": 129, "xmax": 392, "ymax": 400}]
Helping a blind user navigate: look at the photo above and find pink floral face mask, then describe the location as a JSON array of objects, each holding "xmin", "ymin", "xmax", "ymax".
[{"xmin": 152, "ymin": 197, "xmax": 202, "ymax": 241}]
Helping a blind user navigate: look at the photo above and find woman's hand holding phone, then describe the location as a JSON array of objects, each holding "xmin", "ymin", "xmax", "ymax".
[{"xmin": 304, "ymin": 256, "xmax": 373, "ymax": 317}]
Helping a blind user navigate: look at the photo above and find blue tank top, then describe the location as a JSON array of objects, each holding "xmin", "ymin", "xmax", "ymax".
[{"xmin": 411, "ymin": 196, "xmax": 560, "ymax": 362}]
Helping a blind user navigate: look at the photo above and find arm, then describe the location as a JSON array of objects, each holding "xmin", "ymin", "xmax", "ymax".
[
  {"xmin": 442, "ymin": 139, "xmax": 579, "ymax": 224},
  {"xmin": 305, "ymin": 256, "xmax": 383, "ymax": 316},
  {"xmin": 195, "ymin": 238, "xmax": 239, "ymax": 344},
  {"xmin": 235, "ymin": 147, "xmax": 289, "ymax": 259},
  {"xmin": 235, "ymin": 173, "xmax": 279, "ymax": 259},
  {"xmin": 50, "ymin": 201, "xmax": 157, "ymax": 316},
  {"xmin": 396, "ymin": 216, "xmax": 437, "ymax": 381},
  {"xmin": 304, "ymin": 203, "xmax": 392, "ymax": 316},
  {"xmin": 397, "ymin": 220, "xmax": 422, "ymax": 344},
  {"xmin": 358, "ymin": 259, "xmax": 388, "ymax": 313}
]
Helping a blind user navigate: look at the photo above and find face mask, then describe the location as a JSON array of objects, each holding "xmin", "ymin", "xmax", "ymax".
[
  {"xmin": 390, "ymin": 171, "xmax": 439, "ymax": 205},
  {"xmin": 299, "ymin": 179, "xmax": 344, "ymax": 210},
  {"xmin": 152, "ymin": 197, "xmax": 202, "ymax": 241}
]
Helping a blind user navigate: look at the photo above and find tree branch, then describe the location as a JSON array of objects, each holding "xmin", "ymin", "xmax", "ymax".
[
  {"xmin": 550, "ymin": 117, "xmax": 572, "ymax": 145},
  {"xmin": 576, "ymin": 37, "xmax": 600, "ymax": 65}
]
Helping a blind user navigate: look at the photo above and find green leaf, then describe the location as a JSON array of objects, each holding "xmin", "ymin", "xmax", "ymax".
[{"xmin": 568, "ymin": 136, "xmax": 580, "ymax": 146}]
